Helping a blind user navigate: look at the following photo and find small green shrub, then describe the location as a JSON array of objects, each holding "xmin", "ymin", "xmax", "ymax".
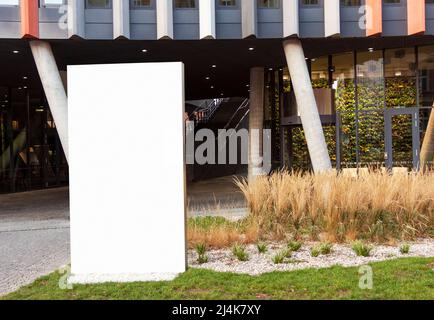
[
  {"xmin": 272, "ymin": 251, "xmax": 286, "ymax": 264},
  {"xmin": 196, "ymin": 243, "xmax": 206, "ymax": 256},
  {"xmin": 311, "ymin": 243, "xmax": 332, "ymax": 257},
  {"xmin": 287, "ymin": 241, "xmax": 302, "ymax": 252},
  {"xmin": 195, "ymin": 243, "xmax": 209, "ymax": 264},
  {"xmin": 272, "ymin": 247, "xmax": 293, "ymax": 264},
  {"xmin": 310, "ymin": 247, "xmax": 320, "ymax": 257},
  {"xmin": 197, "ymin": 254, "xmax": 209, "ymax": 264},
  {"xmin": 257, "ymin": 242, "xmax": 267, "ymax": 254},
  {"xmin": 232, "ymin": 244, "xmax": 249, "ymax": 262},
  {"xmin": 319, "ymin": 243, "xmax": 333, "ymax": 255},
  {"xmin": 282, "ymin": 248, "xmax": 293, "ymax": 258},
  {"xmin": 352, "ymin": 241, "xmax": 373, "ymax": 257},
  {"xmin": 400, "ymin": 244, "xmax": 410, "ymax": 255}
]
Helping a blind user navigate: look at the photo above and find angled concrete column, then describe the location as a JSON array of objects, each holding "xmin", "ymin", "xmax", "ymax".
[
  {"xmin": 241, "ymin": 0, "xmax": 257, "ymax": 38},
  {"xmin": 30, "ymin": 41, "xmax": 69, "ymax": 162},
  {"xmin": 156, "ymin": 0, "xmax": 173, "ymax": 39},
  {"xmin": 199, "ymin": 0, "xmax": 216, "ymax": 39},
  {"xmin": 283, "ymin": 38, "xmax": 332, "ymax": 173},
  {"xmin": 283, "ymin": 0, "xmax": 299, "ymax": 37},
  {"xmin": 67, "ymin": 0, "xmax": 85, "ymax": 39},
  {"xmin": 113, "ymin": 0, "xmax": 130, "ymax": 39},
  {"xmin": 420, "ymin": 111, "xmax": 434, "ymax": 170},
  {"xmin": 248, "ymin": 67, "xmax": 264, "ymax": 181},
  {"xmin": 324, "ymin": 0, "xmax": 340, "ymax": 37}
]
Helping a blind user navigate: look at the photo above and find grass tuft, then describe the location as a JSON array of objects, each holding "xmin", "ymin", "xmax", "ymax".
[
  {"xmin": 400, "ymin": 244, "xmax": 411, "ymax": 255},
  {"xmin": 232, "ymin": 244, "xmax": 249, "ymax": 262},
  {"xmin": 235, "ymin": 170, "xmax": 434, "ymax": 243},
  {"xmin": 352, "ymin": 241, "xmax": 373, "ymax": 257},
  {"xmin": 195, "ymin": 243, "xmax": 209, "ymax": 264},
  {"xmin": 287, "ymin": 241, "xmax": 302, "ymax": 252},
  {"xmin": 257, "ymin": 242, "xmax": 268, "ymax": 254}
]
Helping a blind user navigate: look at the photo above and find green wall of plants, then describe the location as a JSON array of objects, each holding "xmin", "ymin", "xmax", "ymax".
[{"xmin": 289, "ymin": 77, "xmax": 417, "ymax": 169}]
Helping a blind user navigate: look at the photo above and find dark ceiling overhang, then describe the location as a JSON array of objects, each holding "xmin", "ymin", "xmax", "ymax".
[{"xmin": 0, "ymin": 36, "xmax": 433, "ymax": 101}]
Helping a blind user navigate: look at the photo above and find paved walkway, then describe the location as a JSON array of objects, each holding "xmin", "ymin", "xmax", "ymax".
[
  {"xmin": 0, "ymin": 187, "xmax": 70, "ymax": 296},
  {"xmin": 0, "ymin": 177, "xmax": 247, "ymax": 296},
  {"xmin": 187, "ymin": 175, "xmax": 248, "ymax": 219}
]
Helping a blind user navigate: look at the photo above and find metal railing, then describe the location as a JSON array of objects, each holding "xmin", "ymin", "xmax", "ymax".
[{"xmin": 194, "ymin": 98, "xmax": 226, "ymax": 124}]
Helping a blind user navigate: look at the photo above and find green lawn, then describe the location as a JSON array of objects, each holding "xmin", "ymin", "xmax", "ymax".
[{"xmin": 2, "ymin": 258, "xmax": 434, "ymax": 300}]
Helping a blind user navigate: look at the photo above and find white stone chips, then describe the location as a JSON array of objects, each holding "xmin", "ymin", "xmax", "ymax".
[{"xmin": 188, "ymin": 239, "xmax": 434, "ymax": 276}]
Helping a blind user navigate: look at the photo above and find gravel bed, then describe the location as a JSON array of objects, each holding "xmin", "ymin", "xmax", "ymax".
[{"xmin": 188, "ymin": 239, "xmax": 434, "ymax": 275}]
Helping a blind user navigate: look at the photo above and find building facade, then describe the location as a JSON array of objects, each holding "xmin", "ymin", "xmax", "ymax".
[{"xmin": 0, "ymin": 0, "xmax": 433, "ymax": 193}]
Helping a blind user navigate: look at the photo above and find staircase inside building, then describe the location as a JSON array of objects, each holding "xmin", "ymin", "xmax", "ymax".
[{"xmin": 187, "ymin": 97, "xmax": 250, "ymax": 182}]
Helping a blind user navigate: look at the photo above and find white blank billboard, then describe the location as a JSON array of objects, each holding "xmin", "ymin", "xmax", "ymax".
[{"xmin": 68, "ymin": 62, "xmax": 186, "ymax": 283}]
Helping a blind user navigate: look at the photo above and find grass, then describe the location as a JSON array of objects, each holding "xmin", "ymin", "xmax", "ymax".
[
  {"xmin": 272, "ymin": 249, "xmax": 293, "ymax": 264},
  {"xmin": 195, "ymin": 244, "xmax": 209, "ymax": 264},
  {"xmin": 352, "ymin": 241, "xmax": 373, "ymax": 257},
  {"xmin": 287, "ymin": 241, "xmax": 302, "ymax": 252},
  {"xmin": 232, "ymin": 244, "xmax": 249, "ymax": 261},
  {"xmin": 186, "ymin": 171, "xmax": 434, "ymax": 249},
  {"xmin": 187, "ymin": 216, "xmax": 258, "ymax": 249},
  {"xmin": 257, "ymin": 242, "xmax": 268, "ymax": 254},
  {"xmin": 311, "ymin": 247, "xmax": 321, "ymax": 257},
  {"xmin": 236, "ymin": 170, "xmax": 434, "ymax": 243},
  {"xmin": 400, "ymin": 244, "xmax": 411, "ymax": 255},
  {"xmin": 2, "ymin": 258, "xmax": 433, "ymax": 300},
  {"xmin": 311, "ymin": 243, "xmax": 333, "ymax": 257}
]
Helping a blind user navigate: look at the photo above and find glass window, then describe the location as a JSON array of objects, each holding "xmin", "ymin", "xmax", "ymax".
[
  {"xmin": 174, "ymin": 0, "xmax": 196, "ymax": 8},
  {"xmin": 258, "ymin": 0, "xmax": 279, "ymax": 8},
  {"xmin": 41, "ymin": 0, "xmax": 64, "ymax": 6},
  {"xmin": 418, "ymin": 45, "xmax": 434, "ymax": 169},
  {"xmin": 419, "ymin": 46, "xmax": 434, "ymax": 107},
  {"xmin": 356, "ymin": 50, "xmax": 385, "ymax": 165},
  {"xmin": 86, "ymin": 0, "xmax": 111, "ymax": 8},
  {"xmin": 311, "ymin": 57, "xmax": 329, "ymax": 86},
  {"xmin": 356, "ymin": 50, "xmax": 384, "ymax": 110},
  {"xmin": 333, "ymin": 53, "xmax": 356, "ymax": 166},
  {"xmin": 384, "ymin": 48, "xmax": 416, "ymax": 108},
  {"xmin": 341, "ymin": 0, "xmax": 361, "ymax": 6},
  {"xmin": 131, "ymin": 0, "xmax": 151, "ymax": 7},
  {"xmin": 0, "ymin": 0, "xmax": 19, "ymax": 5},
  {"xmin": 300, "ymin": 0, "xmax": 320, "ymax": 6},
  {"xmin": 219, "ymin": 0, "xmax": 236, "ymax": 6}
]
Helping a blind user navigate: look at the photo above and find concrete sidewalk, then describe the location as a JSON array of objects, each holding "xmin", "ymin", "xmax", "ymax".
[
  {"xmin": 0, "ymin": 176, "xmax": 247, "ymax": 296},
  {"xmin": 0, "ymin": 187, "xmax": 70, "ymax": 296}
]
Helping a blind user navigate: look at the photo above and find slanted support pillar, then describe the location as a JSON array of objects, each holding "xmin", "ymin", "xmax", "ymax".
[
  {"xmin": 248, "ymin": 67, "xmax": 264, "ymax": 181},
  {"xmin": 420, "ymin": 110, "xmax": 434, "ymax": 170},
  {"xmin": 30, "ymin": 41, "xmax": 69, "ymax": 162},
  {"xmin": 283, "ymin": 38, "xmax": 332, "ymax": 173}
]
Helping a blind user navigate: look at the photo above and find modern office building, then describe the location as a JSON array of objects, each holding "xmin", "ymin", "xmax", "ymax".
[{"xmin": 0, "ymin": 0, "xmax": 433, "ymax": 193}]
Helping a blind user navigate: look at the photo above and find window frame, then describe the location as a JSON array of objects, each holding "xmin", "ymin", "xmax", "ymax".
[
  {"xmin": 130, "ymin": 0, "xmax": 155, "ymax": 10},
  {"xmin": 85, "ymin": 0, "xmax": 112, "ymax": 9},
  {"xmin": 257, "ymin": 0, "xmax": 281, "ymax": 9},
  {"xmin": 173, "ymin": 0, "xmax": 198, "ymax": 10},
  {"xmin": 216, "ymin": 0, "xmax": 239, "ymax": 10},
  {"xmin": 299, "ymin": 0, "xmax": 322, "ymax": 8}
]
